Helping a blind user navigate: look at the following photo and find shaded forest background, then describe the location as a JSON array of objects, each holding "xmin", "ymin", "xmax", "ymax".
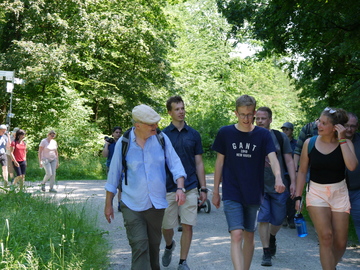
[{"xmin": 1, "ymin": 0, "xmax": 359, "ymax": 158}]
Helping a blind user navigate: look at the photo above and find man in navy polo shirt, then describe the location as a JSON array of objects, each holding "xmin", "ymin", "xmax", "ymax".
[{"xmin": 162, "ymin": 96, "xmax": 207, "ymax": 270}]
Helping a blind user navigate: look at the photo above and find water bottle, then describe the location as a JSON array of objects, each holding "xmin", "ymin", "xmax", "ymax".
[{"xmin": 294, "ymin": 197, "xmax": 308, "ymax": 237}]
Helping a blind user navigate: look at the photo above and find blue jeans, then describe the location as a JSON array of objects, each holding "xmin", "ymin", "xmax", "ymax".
[
  {"xmin": 223, "ymin": 200, "xmax": 260, "ymax": 232},
  {"xmin": 349, "ymin": 189, "xmax": 360, "ymax": 243}
]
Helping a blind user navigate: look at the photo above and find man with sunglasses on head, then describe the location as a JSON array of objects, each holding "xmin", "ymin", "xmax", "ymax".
[{"xmin": 345, "ymin": 112, "xmax": 360, "ymax": 244}]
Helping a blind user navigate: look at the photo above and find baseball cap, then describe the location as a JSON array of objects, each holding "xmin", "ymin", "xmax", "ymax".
[{"xmin": 281, "ymin": 122, "xmax": 294, "ymax": 130}]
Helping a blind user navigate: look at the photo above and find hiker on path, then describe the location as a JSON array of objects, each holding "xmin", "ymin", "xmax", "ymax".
[
  {"xmin": 295, "ymin": 107, "xmax": 358, "ymax": 270},
  {"xmin": 104, "ymin": 104, "xmax": 187, "ymax": 270}
]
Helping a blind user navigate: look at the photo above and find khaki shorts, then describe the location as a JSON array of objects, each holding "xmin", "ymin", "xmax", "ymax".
[
  {"xmin": 306, "ymin": 180, "xmax": 351, "ymax": 213},
  {"xmin": 162, "ymin": 188, "xmax": 198, "ymax": 229}
]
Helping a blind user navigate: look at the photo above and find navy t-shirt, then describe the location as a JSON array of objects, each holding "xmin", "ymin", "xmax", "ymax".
[{"xmin": 212, "ymin": 125, "xmax": 275, "ymax": 205}]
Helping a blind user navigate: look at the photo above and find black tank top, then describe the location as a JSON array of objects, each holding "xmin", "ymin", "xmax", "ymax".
[{"xmin": 309, "ymin": 144, "xmax": 345, "ymax": 184}]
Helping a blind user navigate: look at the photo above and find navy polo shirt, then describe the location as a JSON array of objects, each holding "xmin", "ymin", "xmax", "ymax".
[{"xmin": 163, "ymin": 122, "xmax": 204, "ymax": 192}]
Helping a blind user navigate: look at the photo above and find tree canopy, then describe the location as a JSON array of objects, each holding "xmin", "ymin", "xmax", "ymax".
[
  {"xmin": 217, "ymin": 0, "xmax": 360, "ymax": 117},
  {"xmin": 0, "ymin": 0, "xmax": 305, "ymax": 157}
]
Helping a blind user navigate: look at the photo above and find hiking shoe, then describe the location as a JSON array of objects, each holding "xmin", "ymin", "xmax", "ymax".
[
  {"xmin": 162, "ymin": 240, "xmax": 176, "ymax": 267},
  {"xmin": 269, "ymin": 234, "xmax": 277, "ymax": 256},
  {"xmin": 261, "ymin": 249, "xmax": 272, "ymax": 266},
  {"xmin": 288, "ymin": 221, "xmax": 296, "ymax": 229},
  {"xmin": 49, "ymin": 188, "xmax": 57, "ymax": 193},
  {"xmin": 178, "ymin": 260, "xmax": 190, "ymax": 270},
  {"xmin": 41, "ymin": 184, "xmax": 45, "ymax": 192}
]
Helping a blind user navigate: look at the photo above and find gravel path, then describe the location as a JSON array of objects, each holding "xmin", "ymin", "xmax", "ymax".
[{"xmin": 30, "ymin": 175, "xmax": 360, "ymax": 270}]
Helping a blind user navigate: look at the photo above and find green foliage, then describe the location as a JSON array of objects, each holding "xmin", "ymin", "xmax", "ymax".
[
  {"xmin": 164, "ymin": 0, "xmax": 304, "ymax": 151},
  {"xmin": 217, "ymin": 0, "xmax": 360, "ymax": 119},
  {"xmin": 0, "ymin": 192, "xmax": 109, "ymax": 269},
  {"xmin": 0, "ymin": 0, "xmax": 176, "ymax": 144}
]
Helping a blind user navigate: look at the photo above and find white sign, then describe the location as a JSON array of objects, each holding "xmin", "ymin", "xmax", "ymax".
[
  {"xmin": 14, "ymin": 78, "xmax": 24, "ymax": 85},
  {"xmin": 6, "ymin": 82, "xmax": 14, "ymax": 93},
  {"xmin": 0, "ymin": 70, "xmax": 15, "ymax": 81}
]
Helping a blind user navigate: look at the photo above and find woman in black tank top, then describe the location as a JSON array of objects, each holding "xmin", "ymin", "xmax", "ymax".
[{"xmin": 295, "ymin": 107, "xmax": 358, "ymax": 270}]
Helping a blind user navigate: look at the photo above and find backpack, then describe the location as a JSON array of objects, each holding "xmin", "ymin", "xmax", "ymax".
[
  {"xmin": 305, "ymin": 121, "xmax": 318, "ymax": 139},
  {"xmin": 121, "ymin": 127, "xmax": 165, "ymax": 185},
  {"xmin": 273, "ymin": 129, "xmax": 287, "ymax": 170},
  {"xmin": 308, "ymin": 135, "xmax": 317, "ymax": 154}
]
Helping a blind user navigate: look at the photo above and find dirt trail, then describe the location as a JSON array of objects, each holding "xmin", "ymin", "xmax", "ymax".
[{"xmin": 30, "ymin": 176, "xmax": 360, "ymax": 270}]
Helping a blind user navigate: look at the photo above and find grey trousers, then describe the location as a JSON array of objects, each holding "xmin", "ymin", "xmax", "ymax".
[{"xmin": 121, "ymin": 202, "xmax": 165, "ymax": 270}]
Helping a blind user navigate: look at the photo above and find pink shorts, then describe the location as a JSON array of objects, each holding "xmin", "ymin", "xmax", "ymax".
[{"xmin": 306, "ymin": 180, "xmax": 351, "ymax": 213}]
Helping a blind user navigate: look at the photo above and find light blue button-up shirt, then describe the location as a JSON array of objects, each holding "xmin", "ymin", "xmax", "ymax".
[{"xmin": 105, "ymin": 128, "xmax": 186, "ymax": 211}]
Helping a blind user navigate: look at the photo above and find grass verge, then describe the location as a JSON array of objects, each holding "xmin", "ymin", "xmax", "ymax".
[{"xmin": 0, "ymin": 188, "xmax": 110, "ymax": 269}]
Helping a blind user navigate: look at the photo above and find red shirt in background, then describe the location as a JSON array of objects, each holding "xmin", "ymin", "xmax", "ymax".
[{"xmin": 11, "ymin": 141, "xmax": 26, "ymax": 162}]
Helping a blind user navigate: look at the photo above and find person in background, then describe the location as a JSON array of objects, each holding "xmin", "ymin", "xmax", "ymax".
[
  {"xmin": 294, "ymin": 120, "xmax": 318, "ymax": 171},
  {"xmin": 161, "ymin": 96, "xmax": 207, "ymax": 270},
  {"xmin": 104, "ymin": 104, "xmax": 187, "ymax": 270},
  {"xmin": 295, "ymin": 107, "xmax": 357, "ymax": 270},
  {"xmin": 38, "ymin": 130, "xmax": 59, "ymax": 193},
  {"xmin": 281, "ymin": 122, "xmax": 297, "ymax": 229},
  {"xmin": 6, "ymin": 127, "xmax": 19, "ymax": 184},
  {"xmin": 102, "ymin": 126, "xmax": 122, "ymax": 211},
  {"xmin": 0, "ymin": 124, "xmax": 11, "ymax": 187},
  {"xmin": 10, "ymin": 129, "xmax": 27, "ymax": 190},
  {"xmin": 255, "ymin": 108, "xmax": 296, "ymax": 267},
  {"xmin": 212, "ymin": 95, "xmax": 285, "ymax": 270},
  {"xmin": 344, "ymin": 112, "xmax": 360, "ymax": 243}
]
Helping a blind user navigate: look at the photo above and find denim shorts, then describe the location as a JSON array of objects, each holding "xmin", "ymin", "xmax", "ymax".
[
  {"xmin": 257, "ymin": 191, "xmax": 289, "ymax": 226},
  {"xmin": 223, "ymin": 200, "xmax": 260, "ymax": 232}
]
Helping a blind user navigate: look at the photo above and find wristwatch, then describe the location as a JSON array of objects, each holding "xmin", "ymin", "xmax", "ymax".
[
  {"xmin": 200, "ymin": 188, "xmax": 208, "ymax": 193},
  {"xmin": 177, "ymin": 187, "xmax": 186, "ymax": 193}
]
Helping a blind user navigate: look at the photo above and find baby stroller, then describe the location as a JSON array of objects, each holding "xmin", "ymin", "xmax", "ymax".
[{"xmin": 197, "ymin": 188, "xmax": 211, "ymax": 214}]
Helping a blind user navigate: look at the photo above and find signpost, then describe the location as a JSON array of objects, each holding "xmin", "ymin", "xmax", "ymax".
[{"xmin": 1, "ymin": 70, "xmax": 15, "ymax": 129}]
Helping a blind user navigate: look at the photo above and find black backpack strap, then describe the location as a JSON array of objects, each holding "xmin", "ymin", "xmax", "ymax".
[
  {"xmin": 121, "ymin": 128, "xmax": 132, "ymax": 185},
  {"xmin": 155, "ymin": 128, "xmax": 165, "ymax": 149},
  {"xmin": 273, "ymin": 129, "xmax": 288, "ymax": 172}
]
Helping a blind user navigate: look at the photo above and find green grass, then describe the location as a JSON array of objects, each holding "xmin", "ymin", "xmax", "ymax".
[
  {"xmin": 25, "ymin": 150, "xmax": 107, "ymax": 181},
  {"xmin": 0, "ymin": 189, "xmax": 110, "ymax": 269}
]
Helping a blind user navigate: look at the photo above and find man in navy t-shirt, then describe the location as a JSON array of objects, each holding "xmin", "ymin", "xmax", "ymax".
[{"xmin": 212, "ymin": 95, "xmax": 285, "ymax": 270}]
